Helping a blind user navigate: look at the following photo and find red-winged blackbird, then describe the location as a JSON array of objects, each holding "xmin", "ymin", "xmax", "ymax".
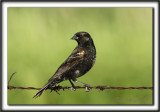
[{"xmin": 33, "ymin": 32, "xmax": 96, "ymax": 98}]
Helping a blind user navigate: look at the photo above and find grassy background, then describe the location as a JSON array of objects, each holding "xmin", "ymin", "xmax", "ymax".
[{"xmin": 8, "ymin": 8, "xmax": 152, "ymax": 105}]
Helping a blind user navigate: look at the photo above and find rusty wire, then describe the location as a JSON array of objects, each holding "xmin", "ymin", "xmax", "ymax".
[{"xmin": 7, "ymin": 72, "xmax": 153, "ymax": 93}]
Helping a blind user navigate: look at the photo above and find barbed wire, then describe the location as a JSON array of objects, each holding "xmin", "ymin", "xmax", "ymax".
[{"xmin": 7, "ymin": 72, "xmax": 153, "ymax": 94}]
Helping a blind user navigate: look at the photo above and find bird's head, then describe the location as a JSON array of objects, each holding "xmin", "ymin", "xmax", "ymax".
[{"xmin": 71, "ymin": 32, "xmax": 93, "ymax": 46}]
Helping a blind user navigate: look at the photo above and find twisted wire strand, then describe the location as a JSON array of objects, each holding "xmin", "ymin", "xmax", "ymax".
[{"xmin": 7, "ymin": 72, "xmax": 153, "ymax": 93}]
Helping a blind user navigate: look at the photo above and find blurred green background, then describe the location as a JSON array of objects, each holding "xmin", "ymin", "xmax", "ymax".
[{"xmin": 8, "ymin": 8, "xmax": 152, "ymax": 105}]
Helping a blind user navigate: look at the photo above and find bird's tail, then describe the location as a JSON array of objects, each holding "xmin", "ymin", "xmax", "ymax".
[{"xmin": 33, "ymin": 82, "xmax": 54, "ymax": 98}]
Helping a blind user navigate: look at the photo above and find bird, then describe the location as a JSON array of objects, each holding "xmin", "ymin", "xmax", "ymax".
[{"xmin": 33, "ymin": 31, "xmax": 96, "ymax": 98}]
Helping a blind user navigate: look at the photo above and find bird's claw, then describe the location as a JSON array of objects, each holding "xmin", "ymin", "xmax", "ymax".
[
  {"xmin": 68, "ymin": 87, "xmax": 76, "ymax": 91},
  {"xmin": 85, "ymin": 85, "xmax": 91, "ymax": 92}
]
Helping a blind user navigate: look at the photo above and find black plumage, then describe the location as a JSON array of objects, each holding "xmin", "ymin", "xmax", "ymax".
[{"xmin": 33, "ymin": 32, "xmax": 96, "ymax": 98}]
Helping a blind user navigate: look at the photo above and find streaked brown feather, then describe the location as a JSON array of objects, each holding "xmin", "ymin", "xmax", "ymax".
[{"xmin": 48, "ymin": 47, "xmax": 85, "ymax": 81}]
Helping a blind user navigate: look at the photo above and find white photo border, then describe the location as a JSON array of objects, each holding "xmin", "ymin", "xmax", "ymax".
[{"xmin": 2, "ymin": 1, "xmax": 159, "ymax": 111}]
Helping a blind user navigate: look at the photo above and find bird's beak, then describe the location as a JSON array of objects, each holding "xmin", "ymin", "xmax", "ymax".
[{"xmin": 71, "ymin": 35, "xmax": 78, "ymax": 40}]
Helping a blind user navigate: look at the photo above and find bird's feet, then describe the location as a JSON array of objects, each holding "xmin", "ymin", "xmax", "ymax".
[
  {"xmin": 84, "ymin": 85, "xmax": 91, "ymax": 92},
  {"xmin": 69, "ymin": 87, "xmax": 76, "ymax": 91}
]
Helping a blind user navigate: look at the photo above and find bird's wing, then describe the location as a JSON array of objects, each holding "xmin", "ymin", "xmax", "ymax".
[{"xmin": 48, "ymin": 47, "xmax": 85, "ymax": 81}]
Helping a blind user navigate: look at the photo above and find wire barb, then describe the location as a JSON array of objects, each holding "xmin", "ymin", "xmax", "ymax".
[{"xmin": 7, "ymin": 72, "xmax": 153, "ymax": 93}]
